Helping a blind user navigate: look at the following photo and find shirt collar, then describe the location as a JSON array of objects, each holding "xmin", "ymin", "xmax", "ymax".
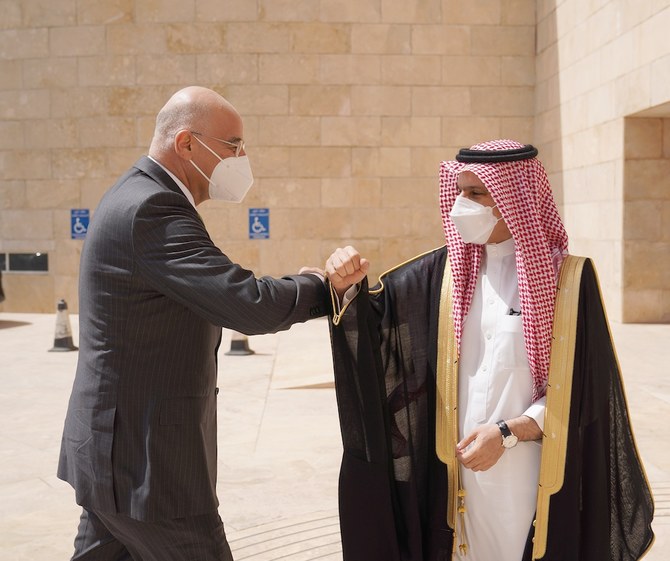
[
  {"xmin": 147, "ymin": 156, "xmax": 196, "ymax": 209},
  {"xmin": 484, "ymin": 236, "xmax": 516, "ymax": 259}
]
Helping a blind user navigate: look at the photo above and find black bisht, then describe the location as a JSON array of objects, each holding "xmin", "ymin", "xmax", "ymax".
[{"xmin": 328, "ymin": 247, "xmax": 654, "ymax": 561}]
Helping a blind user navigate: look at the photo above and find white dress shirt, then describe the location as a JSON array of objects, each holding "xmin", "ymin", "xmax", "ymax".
[
  {"xmin": 455, "ymin": 237, "xmax": 544, "ymax": 561},
  {"xmin": 148, "ymin": 156, "xmax": 196, "ymax": 209}
]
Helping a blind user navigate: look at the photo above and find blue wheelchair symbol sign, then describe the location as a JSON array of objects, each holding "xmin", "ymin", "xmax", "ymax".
[
  {"xmin": 249, "ymin": 208, "xmax": 269, "ymax": 239},
  {"xmin": 71, "ymin": 209, "xmax": 90, "ymax": 240}
]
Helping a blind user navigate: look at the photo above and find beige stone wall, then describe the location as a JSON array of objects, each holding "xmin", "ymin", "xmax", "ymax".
[
  {"xmin": 0, "ymin": 0, "xmax": 536, "ymax": 313},
  {"xmin": 623, "ymin": 117, "xmax": 670, "ymax": 322},
  {"xmin": 535, "ymin": 1, "xmax": 670, "ymax": 322}
]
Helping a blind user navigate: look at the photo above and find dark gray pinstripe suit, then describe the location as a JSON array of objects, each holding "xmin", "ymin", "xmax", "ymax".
[{"xmin": 57, "ymin": 157, "xmax": 329, "ymax": 556}]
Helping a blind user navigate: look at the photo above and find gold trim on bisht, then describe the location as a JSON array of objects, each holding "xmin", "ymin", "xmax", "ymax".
[
  {"xmin": 532, "ymin": 255, "xmax": 585, "ymax": 560},
  {"xmin": 330, "ymin": 246, "xmax": 445, "ymax": 326},
  {"xmin": 435, "ymin": 258, "xmax": 467, "ymax": 553}
]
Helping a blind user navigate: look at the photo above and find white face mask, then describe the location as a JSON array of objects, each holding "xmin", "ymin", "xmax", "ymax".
[
  {"xmin": 190, "ymin": 135, "xmax": 254, "ymax": 203},
  {"xmin": 449, "ymin": 194, "xmax": 501, "ymax": 244}
]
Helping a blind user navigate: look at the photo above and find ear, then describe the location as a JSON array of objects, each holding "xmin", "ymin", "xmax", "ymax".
[{"xmin": 174, "ymin": 129, "xmax": 193, "ymax": 160}]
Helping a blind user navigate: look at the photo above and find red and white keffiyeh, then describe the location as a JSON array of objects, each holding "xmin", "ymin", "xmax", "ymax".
[{"xmin": 439, "ymin": 139, "xmax": 569, "ymax": 401}]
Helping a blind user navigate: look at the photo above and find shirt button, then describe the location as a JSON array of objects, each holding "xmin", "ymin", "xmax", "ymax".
[
  {"xmin": 487, "ymin": 298, "xmax": 495, "ymax": 305},
  {"xmin": 482, "ymin": 365, "xmax": 488, "ymax": 372},
  {"xmin": 486, "ymin": 333, "xmax": 492, "ymax": 340}
]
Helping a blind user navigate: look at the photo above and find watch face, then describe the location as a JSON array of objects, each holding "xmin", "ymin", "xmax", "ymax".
[{"xmin": 503, "ymin": 434, "xmax": 519, "ymax": 449}]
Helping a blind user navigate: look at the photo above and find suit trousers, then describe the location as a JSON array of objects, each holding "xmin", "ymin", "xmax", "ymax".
[{"xmin": 71, "ymin": 508, "xmax": 234, "ymax": 561}]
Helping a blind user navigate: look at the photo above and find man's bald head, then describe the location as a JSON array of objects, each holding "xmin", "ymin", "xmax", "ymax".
[{"xmin": 149, "ymin": 86, "xmax": 239, "ymax": 156}]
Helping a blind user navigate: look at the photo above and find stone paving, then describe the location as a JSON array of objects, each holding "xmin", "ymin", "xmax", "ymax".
[{"xmin": 1, "ymin": 312, "xmax": 668, "ymax": 560}]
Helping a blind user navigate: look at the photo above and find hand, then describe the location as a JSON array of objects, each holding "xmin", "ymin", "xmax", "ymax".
[
  {"xmin": 325, "ymin": 246, "xmax": 370, "ymax": 298},
  {"xmin": 456, "ymin": 424, "xmax": 505, "ymax": 472}
]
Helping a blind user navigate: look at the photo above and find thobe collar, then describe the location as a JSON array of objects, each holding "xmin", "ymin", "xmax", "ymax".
[{"xmin": 484, "ymin": 237, "xmax": 516, "ymax": 259}]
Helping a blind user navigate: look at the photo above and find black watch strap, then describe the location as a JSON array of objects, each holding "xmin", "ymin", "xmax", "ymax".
[{"xmin": 496, "ymin": 420, "xmax": 512, "ymax": 437}]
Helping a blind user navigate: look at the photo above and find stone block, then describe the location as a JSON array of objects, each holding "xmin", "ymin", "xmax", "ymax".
[
  {"xmin": 258, "ymin": 116, "xmax": 321, "ymax": 146},
  {"xmin": 228, "ymin": 85, "xmax": 289, "ymax": 116},
  {"xmin": 411, "ymin": 25, "xmax": 469, "ymax": 55},
  {"xmin": 289, "ymin": 147, "xmax": 351, "ymax": 177},
  {"xmin": 501, "ymin": 56, "xmax": 535, "ymax": 86},
  {"xmin": 22, "ymin": 58, "xmax": 78, "ymax": 89},
  {"xmin": 25, "ymin": 180, "xmax": 79, "ymax": 210},
  {"xmin": 196, "ymin": 0, "xmax": 258, "ymax": 22},
  {"xmin": 24, "ymin": 119, "xmax": 79, "ymax": 149},
  {"xmin": 651, "ymin": 54, "xmax": 670, "ymax": 109},
  {"xmin": 321, "ymin": 177, "xmax": 382, "ymax": 208},
  {"xmin": 105, "ymin": 86, "xmax": 174, "ymax": 117},
  {"xmin": 0, "ymin": 90, "xmax": 50, "ymax": 120},
  {"xmin": 255, "ymin": 178, "xmax": 321, "ymax": 208},
  {"xmin": 50, "ymin": 88, "xmax": 105, "ymax": 119},
  {"xmin": 138, "ymin": 116, "xmax": 157, "ymax": 147},
  {"xmin": 442, "ymin": 0, "xmax": 502, "ymax": 25},
  {"xmin": 105, "ymin": 148, "xmax": 145, "ymax": 177},
  {"xmin": 499, "ymin": 117, "xmax": 533, "ymax": 142},
  {"xmin": 351, "ymin": 86, "xmax": 411, "ymax": 116},
  {"xmin": 320, "ymin": 55, "xmax": 381, "ymax": 85},
  {"xmin": 322, "ymin": 116, "xmax": 381, "ymax": 146},
  {"xmin": 0, "ymin": 60, "xmax": 21, "ymax": 89},
  {"xmin": 381, "ymin": 117, "xmax": 441, "ymax": 146},
  {"xmin": 352, "ymin": 147, "xmax": 411, "ymax": 177},
  {"xmin": 381, "ymin": 0, "xmax": 442, "ymax": 24},
  {"xmin": 166, "ymin": 23, "xmax": 226, "ymax": 54},
  {"xmin": 664, "ymin": 119, "xmax": 670, "ymax": 158},
  {"xmin": 624, "ymin": 201, "xmax": 663, "ymax": 242},
  {"xmin": 77, "ymin": 0, "xmax": 133, "ymax": 25},
  {"xmin": 624, "ymin": 159, "xmax": 670, "ymax": 201},
  {"xmin": 382, "ymin": 177, "xmax": 437, "ymax": 207},
  {"xmin": 290, "ymin": 85, "xmax": 351, "ymax": 116},
  {"xmin": 50, "ymin": 25, "xmax": 105, "ymax": 56},
  {"xmin": 625, "ymin": 118, "xmax": 663, "ymax": 159},
  {"xmin": 136, "ymin": 0, "xmax": 195, "ymax": 23},
  {"xmin": 0, "ymin": 29, "xmax": 49, "ymax": 59},
  {"xmin": 224, "ymin": 23, "xmax": 290, "ymax": 53},
  {"xmin": 501, "ymin": 0, "xmax": 536, "ymax": 25},
  {"xmin": 0, "ymin": 149, "xmax": 51, "ymax": 180},
  {"xmin": 78, "ymin": 56, "xmax": 135, "ymax": 87},
  {"xmin": 442, "ymin": 116, "xmax": 501, "ymax": 147},
  {"xmin": 137, "ymin": 54, "xmax": 196, "ymax": 85},
  {"xmin": 352, "ymin": 24, "xmax": 410, "ymax": 54},
  {"xmin": 320, "ymin": 0, "xmax": 381, "ymax": 23},
  {"xmin": 0, "ymin": 0, "xmax": 21, "ymax": 29},
  {"xmin": 0, "ymin": 273, "xmax": 54, "ymax": 313},
  {"xmin": 290, "ymin": 23, "xmax": 350, "ymax": 53},
  {"xmin": 623, "ymin": 288, "xmax": 670, "ymax": 323},
  {"xmin": 443, "ymin": 56, "xmax": 501, "ymax": 86},
  {"xmin": 471, "ymin": 86, "xmax": 534, "ymax": 117},
  {"xmin": 624, "ymin": 241, "xmax": 669, "ymax": 289},
  {"xmin": 21, "ymin": 0, "xmax": 76, "ymax": 27},
  {"xmin": 411, "ymin": 86, "xmax": 470, "ymax": 116},
  {"xmin": 381, "ymin": 55, "xmax": 441, "ymax": 85},
  {"xmin": 106, "ymin": 24, "xmax": 167, "ymax": 55},
  {"xmin": 252, "ymin": 147, "xmax": 291, "ymax": 178},
  {"xmin": 79, "ymin": 117, "xmax": 137, "ymax": 148},
  {"xmin": 471, "ymin": 25, "xmax": 535, "ymax": 56},
  {"xmin": 259, "ymin": 54, "xmax": 319, "ymax": 84},
  {"xmin": 0, "ymin": 120, "xmax": 23, "ymax": 149},
  {"xmin": 351, "ymin": 207, "xmax": 413, "ymax": 238},
  {"xmin": 411, "ymin": 146, "xmax": 450, "ymax": 176},
  {"xmin": 0, "ymin": 181, "xmax": 26, "ymax": 209},
  {"xmin": 197, "ymin": 53, "xmax": 258, "ymax": 84},
  {"xmin": 1, "ymin": 210, "xmax": 53, "ymax": 240},
  {"xmin": 260, "ymin": 0, "xmax": 319, "ymax": 22},
  {"xmin": 51, "ymin": 149, "xmax": 107, "ymax": 180}
]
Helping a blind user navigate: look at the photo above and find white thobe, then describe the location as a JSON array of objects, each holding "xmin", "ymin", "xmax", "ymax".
[{"xmin": 454, "ymin": 238, "xmax": 545, "ymax": 561}]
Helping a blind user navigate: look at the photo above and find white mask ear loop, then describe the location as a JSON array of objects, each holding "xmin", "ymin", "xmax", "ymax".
[
  {"xmin": 189, "ymin": 134, "xmax": 224, "ymax": 185},
  {"xmin": 192, "ymin": 134, "xmax": 224, "ymax": 161}
]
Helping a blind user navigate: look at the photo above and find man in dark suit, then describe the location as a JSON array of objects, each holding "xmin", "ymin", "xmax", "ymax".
[{"xmin": 58, "ymin": 86, "xmax": 330, "ymax": 560}]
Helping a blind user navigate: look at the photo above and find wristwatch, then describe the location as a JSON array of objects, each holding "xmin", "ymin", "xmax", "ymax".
[{"xmin": 496, "ymin": 420, "xmax": 519, "ymax": 449}]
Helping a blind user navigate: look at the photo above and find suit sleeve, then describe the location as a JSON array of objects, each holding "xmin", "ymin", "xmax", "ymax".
[{"xmin": 131, "ymin": 190, "xmax": 329, "ymax": 334}]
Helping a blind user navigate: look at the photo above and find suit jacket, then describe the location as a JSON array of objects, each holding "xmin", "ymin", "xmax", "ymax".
[{"xmin": 58, "ymin": 156, "xmax": 329, "ymax": 521}]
